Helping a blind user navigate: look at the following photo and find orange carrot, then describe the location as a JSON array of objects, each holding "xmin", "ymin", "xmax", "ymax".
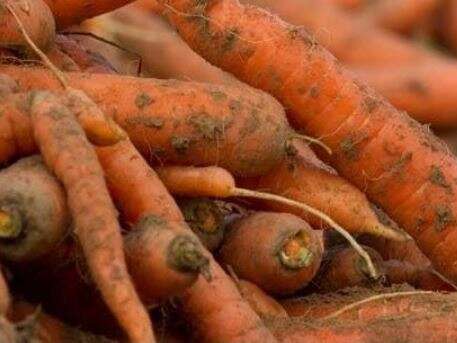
[
  {"xmin": 156, "ymin": 0, "xmax": 457, "ymax": 285},
  {"xmin": 0, "ymin": 156, "xmax": 69, "ymax": 263},
  {"xmin": 312, "ymin": 245, "xmax": 386, "ymax": 292},
  {"xmin": 219, "ymin": 212, "xmax": 323, "ymax": 295},
  {"xmin": 271, "ymin": 291, "xmax": 457, "ymax": 343},
  {"xmin": 357, "ymin": 0, "xmax": 440, "ymax": 34},
  {"xmin": 354, "ymin": 65, "xmax": 457, "ymax": 128},
  {"xmin": 41, "ymin": 0, "xmax": 135, "ymax": 29},
  {"xmin": 9, "ymin": 301, "xmax": 115, "ymax": 343},
  {"xmin": 235, "ymin": 279, "xmax": 288, "ymax": 318},
  {"xmin": 0, "ymin": 65, "xmax": 289, "ymax": 177},
  {"xmin": 0, "ymin": 0, "xmax": 55, "ymax": 53},
  {"xmin": 28, "ymin": 91, "xmax": 153, "ymax": 343}
]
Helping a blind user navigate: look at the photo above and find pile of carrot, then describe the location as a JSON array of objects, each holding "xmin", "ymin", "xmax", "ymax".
[{"xmin": 2, "ymin": 0, "xmax": 457, "ymax": 341}]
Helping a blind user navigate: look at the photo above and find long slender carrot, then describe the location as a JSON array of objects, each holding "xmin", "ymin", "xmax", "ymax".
[
  {"xmin": 0, "ymin": 64, "xmax": 289, "ymax": 177},
  {"xmin": 28, "ymin": 90, "xmax": 153, "ymax": 343},
  {"xmin": 155, "ymin": 0, "xmax": 457, "ymax": 284},
  {"xmin": 219, "ymin": 211, "xmax": 323, "ymax": 295},
  {"xmin": 0, "ymin": 0, "xmax": 55, "ymax": 53},
  {"xmin": 0, "ymin": 156, "xmax": 69, "ymax": 263}
]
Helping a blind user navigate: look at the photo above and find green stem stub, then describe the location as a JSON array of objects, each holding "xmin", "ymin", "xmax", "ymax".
[
  {"xmin": 0, "ymin": 207, "xmax": 22, "ymax": 239},
  {"xmin": 168, "ymin": 235, "xmax": 211, "ymax": 280},
  {"xmin": 279, "ymin": 230, "xmax": 314, "ymax": 270}
]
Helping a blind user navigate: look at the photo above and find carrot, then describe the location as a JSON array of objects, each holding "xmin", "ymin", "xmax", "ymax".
[
  {"xmin": 0, "ymin": 64, "xmax": 289, "ymax": 177},
  {"xmin": 357, "ymin": 0, "xmax": 440, "ymax": 34},
  {"xmin": 219, "ymin": 212, "xmax": 323, "ymax": 295},
  {"xmin": 178, "ymin": 198, "xmax": 243, "ymax": 251},
  {"xmin": 271, "ymin": 290, "xmax": 457, "ymax": 343},
  {"xmin": 54, "ymin": 35, "xmax": 117, "ymax": 75},
  {"xmin": 354, "ymin": 65, "xmax": 457, "ymax": 128},
  {"xmin": 0, "ymin": 0, "xmax": 55, "ymax": 54},
  {"xmin": 156, "ymin": 0, "xmax": 457, "ymax": 285},
  {"xmin": 95, "ymin": 122, "xmax": 277, "ymax": 341},
  {"xmin": 9, "ymin": 301, "xmax": 115, "ymax": 343},
  {"xmin": 312, "ymin": 245, "xmax": 386, "ymax": 292},
  {"xmin": 384, "ymin": 259, "xmax": 455, "ymax": 291},
  {"xmin": 0, "ymin": 74, "xmax": 18, "ymax": 95},
  {"xmin": 239, "ymin": 0, "xmax": 441, "ymax": 67},
  {"xmin": 0, "ymin": 156, "xmax": 69, "ymax": 263},
  {"xmin": 125, "ymin": 215, "xmax": 209, "ymax": 305},
  {"xmin": 41, "ymin": 0, "xmax": 135, "ymax": 29},
  {"xmin": 235, "ymin": 279, "xmax": 288, "ymax": 318},
  {"xmin": 28, "ymin": 91, "xmax": 153, "ymax": 343},
  {"xmin": 99, "ymin": 7, "xmax": 237, "ymax": 83}
]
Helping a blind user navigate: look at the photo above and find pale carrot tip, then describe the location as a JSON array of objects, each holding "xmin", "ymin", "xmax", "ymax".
[
  {"xmin": 0, "ymin": 208, "xmax": 22, "ymax": 239},
  {"xmin": 372, "ymin": 224, "xmax": 410, "ymax": 241},
  {"xmin": 169, "ymin": 235, "xmax": 211, "ymax": 278},
  {"xmin": 279, "ymin": 231, "xmax": 314, "ymax": 269}
]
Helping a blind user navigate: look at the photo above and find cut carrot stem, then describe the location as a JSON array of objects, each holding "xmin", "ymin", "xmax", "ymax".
[{"xmin": 0, "ymin": 209, "xmax": 21, "ymax": 240}]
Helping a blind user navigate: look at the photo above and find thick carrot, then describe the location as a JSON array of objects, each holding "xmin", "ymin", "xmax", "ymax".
[
  {"xmin": 0, "ymin": 156, "xmax": 69, "ymax": 263},
  {"xmin": 220, "ymin": 212, "xmax": 322, "ymax": 295},
  {"xmin": 272, "ymin": 290, "xmax": 457, "ymax": 343},
  {"xmin": 0, "ymin": 65, "xmax": 289, "ymax": 177},
  {"xmin": 41, "ymin": 0, "xmax": 135, "ymax": 29},
  {"xmin": 354, "ymin": 65, "xmax": 457, "ymax": 128},
  {"xmin": 357, "ymin": 0, "xmax": 440, "ymax": 34},
  {"xmin": 28, "ymin": 91, "xmax": 153, "ymax": 343},
  {"xmin": 95, "ymin": 122, "xmax": 277, "ymax": 341},
  {"xmin": 236, "ymin": 279, "xmax": 288, "ymax": 318},
  {"xmin": 9, "ymin": 301, "xmax": 115, "ymax": 343},
  {"xmin": 156, "ymin": 0, "xmax": 457, "ymax": 284},
  {"xmin": 312, "ymin": 245, "xmax": 386, "ymax": 292},
  {"xmin": 0, "ymin": 0, "xmax": 55, "ymax": 53}
]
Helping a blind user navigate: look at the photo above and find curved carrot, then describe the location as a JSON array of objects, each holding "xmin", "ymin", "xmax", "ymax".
[
  {"xmin": 0, "ymin": 156, "xmax": 69, "ymax": 263},
  {"xmin": 0, "ymin": 0, "xmax": 55, "ymax": 53},
  {"xmin": 0, "ymin": 65, "xmax": 289, "ymax": 177},
  {"xmin": 219, "ymin": 212, "xmax": 323, "ymax": 295},
  {"xmin": 156, "ymin": 0, "xmax": 457, "ymax": 284},
  {"xmin": 28, "ymin": 91, "xmax": 153, "ymax": 343}
]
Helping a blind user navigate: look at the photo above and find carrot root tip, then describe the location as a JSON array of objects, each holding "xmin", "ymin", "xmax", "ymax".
[
  {"xmin": 168, "ymin": 235, "xmax": 211, "ymax": 280},
  {"xmin": 0, "ymin": 207, "xmax": 22, "ymax": 239}
]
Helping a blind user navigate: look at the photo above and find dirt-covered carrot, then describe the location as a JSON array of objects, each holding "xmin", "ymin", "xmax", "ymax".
[
  {"xmin": 0, "ymin": 156, "xmax": 69, "ymax": 263},
  {"xmin": 271, "ymin": 290, "xmax": 457, "ymax": 343},
  {"xmin": 312, "ymin": 245, "xmax": 386, "ymax": 292},
  {"xmin": 0, "ymin": 0, "xmax": 55, "ymax": 54},
  {"xmin": 9, "ymin": 301, "xmax": 115, "ymax": 343},
  {"xmin": 156, "ymin": 0, "xmax": 457, "ymax": 285},
  {"xmin": 219, "ymin": 212, "xmax": 323, "ymax": 295},
  {"xmin": 235, "ymin": 279, "xmax": 288, "ymax": 318},
  {"xmin": 28, "ymin": 91, "xmax": 153, "ymax": 343},
  {"xmin": 178, "ymin": 198, "xmax": 244, "ymax": 251},
  {"xmin": 0, "ymin": 65, "xmax": 289, "ymax": 177}
]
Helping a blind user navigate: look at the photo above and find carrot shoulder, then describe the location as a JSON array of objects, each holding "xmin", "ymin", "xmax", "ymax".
[{"xmin": 28, "ymin": 91, "xmax": 153, "ymax": 343}]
